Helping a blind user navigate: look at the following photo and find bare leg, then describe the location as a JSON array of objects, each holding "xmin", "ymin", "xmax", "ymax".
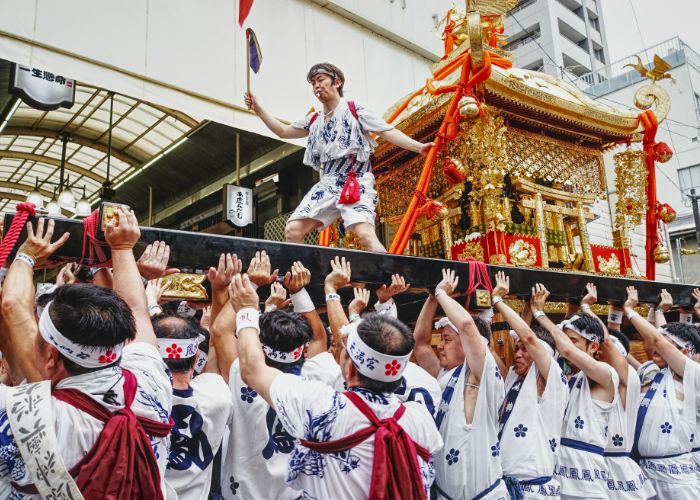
[
  {"xmin": 347, "ymin": 222, "xmax": 386, "ymax": 253},
  {"xmin": 285, "ymin": 218, "xmax": 323, "ymax": 243}
]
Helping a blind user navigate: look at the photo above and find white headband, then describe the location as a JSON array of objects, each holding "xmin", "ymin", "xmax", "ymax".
[
  {"xmin": 434, "ymin": 317, "xmax": 458, "ymax": 332},
  {"xmin": 559, "ymin": 315, "xmax": 600, "ymax": 343},
  {"xmin": 436, "ymin": 317, "xmax": 489, "ymax": 347},
  {"xmin": 346, "ymin": 321, "xmax": 411, "ymax": 382},
  {"xmin": 194, "ymin": 350, "xmax": 208, "ymax": 373},
  {"xmin": 157, "ymin": 335, "xmax": 205, "ymax": 359},
  {"xmin": 177, "ymin": 301, "xmax": 196, "ymax": 319},
  {"xmin": 659, "ymin": 327, "xmax": 696, "ymax": 356},
  {"xmin": 39, "ymin": 302, "xmax": 123, "ymax": 368},
  {"xmin": 509, "ymin": 330, "xmax": 555, "ymax": 357},
  {"xmin": 262, "ymin": 344, "xmax": 305, "ymax": 364}
]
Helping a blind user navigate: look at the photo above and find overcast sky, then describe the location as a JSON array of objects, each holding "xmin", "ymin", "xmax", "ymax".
[{"xmin": 601, "ymin": 0, "xmax": 700, "ymax": 62}]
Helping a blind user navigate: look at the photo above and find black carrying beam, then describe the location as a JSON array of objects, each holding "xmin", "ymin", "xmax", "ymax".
[{"xmin": 2, "ymin": 213, "xmax": 697, "ymax": 318}]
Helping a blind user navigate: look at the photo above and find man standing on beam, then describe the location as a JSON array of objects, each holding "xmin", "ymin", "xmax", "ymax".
[{"xmin": 245, "ymin": 63, "xmax": 433, "ymax": 252}]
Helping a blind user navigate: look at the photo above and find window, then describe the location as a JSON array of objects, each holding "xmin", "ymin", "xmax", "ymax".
[
  {"xmin": 678, "ymin": 164, "xmax": 700, "ymax": 195},
  {"xmin": 594, "ymin": 48, "xmax": 605, "ymax": 63}
]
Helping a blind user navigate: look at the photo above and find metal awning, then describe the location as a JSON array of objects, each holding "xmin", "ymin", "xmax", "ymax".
[{"xmin": 0, "ymin": 58, "xmax": 201, "ymax": 214}]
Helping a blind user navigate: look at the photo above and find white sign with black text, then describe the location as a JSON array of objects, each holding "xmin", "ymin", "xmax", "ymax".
[
  {"xmin": 10, "ymin": 64, "xmax": 75, "ymax": 111},
  {"xmin": 225, "ymin": 184, "xmax": 253, "ymax": 227}
]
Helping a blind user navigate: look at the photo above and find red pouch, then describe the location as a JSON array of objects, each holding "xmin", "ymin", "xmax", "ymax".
[{"xmin": 339, "ymin": 170, "xmax": 361, "ymax": 205}]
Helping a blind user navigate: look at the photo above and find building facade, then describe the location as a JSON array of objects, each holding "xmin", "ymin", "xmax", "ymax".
[{"xmin": 505, "ymin": 0, "xmax": 610, "ymax": 81}]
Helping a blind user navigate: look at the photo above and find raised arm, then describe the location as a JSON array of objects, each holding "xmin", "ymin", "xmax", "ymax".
[
  {"xmin": 693, "ymin": 289, "xmax": 700, "ymax": 319},
  {"xmin": 435, "ymin": 269, "xmax": 486, "ymax": 379},
  {"xmin": 579, "ymin": 283, "xmax": 628, "ymax": 389},
  {"xmin": 231, "ymin": 273, "xmax": 281, "ymax": 405},
  {"xmin": 413, "ymin": 294, "xmax": 441, "ymax": 378},
  {"xmin": 374, "ymin": 273, "xmax": 409, "ymax": 319},
  {"xmin": 1, "ymin": 218, "xmax": 69, "ymax": 382},
  {"xmin": 105, "ymin": 207, "xmax": 155, "ymax": 346},
  {"xmin": 208, "ymin": 253, "xmax": 242, "ymax": 381},
  {"xmin": 324, "ymin": 256, "xmax": 352, "ymax": 360},
  {"xmin": 530, "ymin": 284, "xmax": 614, "ymax": 392},
  {"xmin": 376, "ymin": 128, "xmax": 434, "ymax": 155},
  {"xmin": 492, "ymin": 271, "xmax": 551, "ymax": 379},
  {"xmin": 624, "ymin": 286, "xmax": 689, "ymax": 376},
  {"xmin": 244, "ymin": 92, "xmax": 308, "ymax": 139},
  {"xmin": 284, "ymin": 261, "xmax": 326, "ymax": 358}
]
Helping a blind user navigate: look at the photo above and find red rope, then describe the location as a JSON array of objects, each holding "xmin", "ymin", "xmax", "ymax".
[
  {"xmin": 464, "ymin": 259, "xmax": 492, "ymax": 309},
  {"xmin": 80, "ymin": 209, "xmax": 111, "ymax": 267},
  {"xmin": 0, "ymin": 203, "xmax": 36, "ymax": 268}
]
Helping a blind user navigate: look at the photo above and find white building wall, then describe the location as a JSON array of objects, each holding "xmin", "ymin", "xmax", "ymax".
[{"xmin": 0, "ymin": 0, "xmax": 451, "ymax": 142}]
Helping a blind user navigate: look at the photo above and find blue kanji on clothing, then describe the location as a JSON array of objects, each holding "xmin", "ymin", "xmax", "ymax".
[
  {"xmin": 262, "ymin": 407, "xmax": 295, "ymax": 459},
  {"xmin": 168, "ymin": 404, "xmax": 214, "ymax": 471}
]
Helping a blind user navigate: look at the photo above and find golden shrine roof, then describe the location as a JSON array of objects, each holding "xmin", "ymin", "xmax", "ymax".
[{"xmin": 381, "ymin": 45, "xmax": 640, "ymax": 151}]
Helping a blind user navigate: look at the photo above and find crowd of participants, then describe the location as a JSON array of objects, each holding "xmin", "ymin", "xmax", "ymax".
[{"xmin": 0, "ymin": 209, "xmax": 699, "ymax": 499}]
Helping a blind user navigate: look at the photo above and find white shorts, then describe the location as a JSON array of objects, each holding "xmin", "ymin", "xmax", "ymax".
[{"xmin": 288, "ymin": 172, "xmax": 378, "ymax": 229}]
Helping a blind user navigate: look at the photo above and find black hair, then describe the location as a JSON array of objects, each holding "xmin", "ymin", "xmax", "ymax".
[
  {"xmin": 531, "ymin": 324, "xmax": 556, "ymax": 352},
  {"xmin": 472, "ymin": 316, "xmax": 492, "ymax": 346},
  {"xmin": 260, "ymin": 310, "xmax": 312, "ymax": 371},
  {"xmin": 307, "ymin": 63, "xmax": 345, "ymax": 96},
  {"xmin": 36, "ymin": 289, "xmax": 56, "ymax": 310},
  {"xmin": 664, "ymin": 322, "xmax": 700, "ymax": 353},
  {"xmin": 47, "ymin": 284, "xmax": 136, "ymax": 375},
  {"xmin": 355, "ymin": 313, "xmax": 414, "ymax": 393},
  {"xmin": 567, "ymin": 315, "xmax": 604, "ymax": 344},
  {"xmin": 608, "ymin": 328, "xmax": 630, "ymax": 353},
  {"xmin": 152, "ymin": 314, "xmax": 205, "ymax": 373}
]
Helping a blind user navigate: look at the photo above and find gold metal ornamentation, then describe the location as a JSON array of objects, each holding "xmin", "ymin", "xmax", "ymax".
[
  {"xmin": 457, "ymin": 240, "xmax": 485, "ymax": 261},
  {"xmin": 161, "ymin": 273, "xmax": 208, "ymax": 301},
  {"xmin": 474, "ymin": 289, "xmax": 492, "ymax": 309},
  {"xmin": 653, "ymin": 244, "xmax": 670, "ymax": 264},
  {"xmin": 613, "ymin": 149, "xmax": 647, "ymax": 230},
  {"xmin": 597, "ymin": 254, "xmax": 621, "ymax": 275},
  {"xmin": 509, "ymin": 239, "xmax": 537, "ymax": 266}
]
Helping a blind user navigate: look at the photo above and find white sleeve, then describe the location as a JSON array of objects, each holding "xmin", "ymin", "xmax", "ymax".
[
  {"xmin": 476, "ymin": 351, "xmax": 505, "ymax": 419},
  {"xmin": 355, "ymin": 102, "xmax": 393, "ymax": 132},
  {"xmin": 292, "ymin": 113, "xmax": 313, "ymax": 130},
  {"xmin": 269, "ymin": 374, "xmax": 342, "ymax": 440},
  {"xmin": 302, "ymin": 352, "xmax": 345, "ymax": 391},
  {"xmin": 374, "ymin": 298, "xmax": 397, "ymax": 319}
]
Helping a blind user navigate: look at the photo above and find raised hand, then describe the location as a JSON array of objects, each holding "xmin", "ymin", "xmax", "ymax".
[
  {"xmin": 56, "ymin": 263, "xmax": 78, "ymax": 285},
  {"xmin": 658, "ymin": 289, "xmax": 673, "ymax": 312},
  {"xmin": 244, "ymin": 92, "xmax": 259, "ymax": 113},
  {"xmin": 693, "ymin": 288, "xmax": 700, "ymax": 317},
  {"xmin": 145, "ymin": 278, "xmax": 171, "ymax": 307},
  {"xmin": 105, "ymin": 207, "xmax": 140, "ymax": 251},
  {"xmin": 200, "ymin": 306, "xmax": 212, "ymax": 330},
  {"xmin": 16, "ymin": 218, "xmax": 70, "ymax": 266},
  {"xmin": 492, "ymin": 271, "xmax": 509, "ymax": 298},
  {"xmin": 283, "ymin": 261, "xmax": 311, "ymax": 294},
  {"xmin": 530, "ymin": 283, "xmax": 550, "ymax": 312},
  {"xmin": 137, "ymin": 241, "xmax": 180, "ymax": 280},
  {"xmin": 348, "ymin": 288, "xmax": 370, "ymax": 316},
  {"xmin": 581, "ymin": 282, "xmax": 597, "ymax": 306},
  {"xmin": 266, "ymin": 282, "xmax": 291, "ymax": 311},
  {"xmin": 623, "ymin": 286, "xmax": 639, "ymax": 311},
  {"xmin": 436, "ymin": 268, "xmax": 459, "ymax": 296},
  {"xmin": 247, "ymin": 250, "xmax": 279, "ymax": 287},
  {"xmin": 324, "ymin": 256, "xmax": 351, "ymax": 293},
  {"xmin": 376, "ymin": 274, "xmax": 410, "ymax": 303},
  {"xmin": 207, "ymin": 253, "xmax": 241, "ymax": 290},
  {"xmin": 229, "ymin": 274, "xmax": 260, "ymax": 312}
]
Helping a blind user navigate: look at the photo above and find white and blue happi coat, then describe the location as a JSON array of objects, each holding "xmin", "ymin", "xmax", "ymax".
[
  {"xmin": 434, "ymin": 351, "xmax": 509, "ymax": 500},
  {"xmin": 500, "ymin": 357, "xmax": 568, "ymax": 499},
  {"xmin": 555, "ymin": 367, "xmax": 618, "ymax": 499},
  {"xmin": 166, "ymin": 373, "xmax": 232, "ymax": 500},
  {"xmin": 268, "ymin": 374, "xmax": 443, "ymax": 499},
  {"xmin": 634, "ymin": 359, "xmax": 700, "ymax": 500},
  {"xmin": 603, "ymin": 365, "xmax": 654, "ymax": 499}
]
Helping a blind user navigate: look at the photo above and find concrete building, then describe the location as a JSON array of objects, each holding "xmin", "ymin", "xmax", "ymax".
[
  {"xmin": 505, "ymin": 0, "xmax": 610, "ymax": 81},
  {"xmin": 574, "ymin": 37, "xmax": 700, "ymax": 283}
]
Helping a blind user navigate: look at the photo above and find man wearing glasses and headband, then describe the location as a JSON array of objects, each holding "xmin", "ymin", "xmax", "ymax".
[
  {"xmin": 245, "ymin": 62, "xmax": 434, "ymax": 252},
  {"xmin": 623, "ymin": 286, "xmax": 700, "ymax": 500}
]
